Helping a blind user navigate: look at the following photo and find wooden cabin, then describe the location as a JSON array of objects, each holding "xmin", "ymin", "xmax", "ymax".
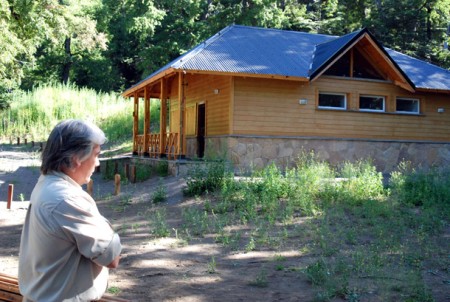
[{"xmin": 122, "ymin": 25, "xmax": 450, "ymax": 174}]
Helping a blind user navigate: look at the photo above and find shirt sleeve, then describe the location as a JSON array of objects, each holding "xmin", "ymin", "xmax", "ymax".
[{"xmin": 53, "ymin": 192, "xmax": 122, "ymax": 267}]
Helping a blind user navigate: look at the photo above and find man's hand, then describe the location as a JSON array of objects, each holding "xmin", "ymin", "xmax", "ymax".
[{"xmin": 107, "ymin": 255, "xmax": 120, "ymax": 269}]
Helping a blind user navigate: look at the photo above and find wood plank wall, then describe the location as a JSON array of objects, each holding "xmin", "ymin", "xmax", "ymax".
[
  {"xmin": 233, "ymin": 76, "xmax": 450, "ymax": 142},
  {"xmin": 179, "ymin": 73, "xmax": 232, "ymax": 136}
]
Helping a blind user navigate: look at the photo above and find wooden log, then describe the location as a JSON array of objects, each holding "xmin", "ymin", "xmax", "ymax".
[
  {"xmin": 87, "ymin": 179, "xmax": 94, "ymax": 196},
  {"xmin": 0, "ymin": 273, "xmax": 22, "ymax": 302},
  {"xmin": 7, "ymin": 184, "xmax": 13, "ymax": 210},
  {"xmin": 0, "ymin": 273, "xmax": 130, "ymax": 302},
  {"xmin": 114, "ymin": 174, "xmax": 121, "ymax": 196}
]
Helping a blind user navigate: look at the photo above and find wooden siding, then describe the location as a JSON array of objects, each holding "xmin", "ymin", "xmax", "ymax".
[
  {"xmin": 182, "ymin": 73, "xmax": 232, "ymax": 136},
  {"xmin": 233, "ymin": 76, "xmax": 450, "ymax": 142}
]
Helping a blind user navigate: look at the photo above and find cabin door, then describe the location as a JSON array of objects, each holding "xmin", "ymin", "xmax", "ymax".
[{"xmin": 197, "ymin": 103, "xmax": 206, "ymax": 158}]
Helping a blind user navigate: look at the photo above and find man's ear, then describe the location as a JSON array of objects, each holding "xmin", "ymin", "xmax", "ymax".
[{"xmin": 72, "ymin": 155, "xmax": 82, "ymax": 168}]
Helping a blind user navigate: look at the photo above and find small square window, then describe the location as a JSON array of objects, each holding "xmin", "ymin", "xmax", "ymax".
[
  {"xmin": 396, "ymin": 97, "xmax": 419, "ymax": 114},
  {"xmin": 318, "ymin": 93, "xmax": 347, "ymax": 110},
  {"xmin": 359, "ymin": 95, "xmax": 385, "ymax": 112}
]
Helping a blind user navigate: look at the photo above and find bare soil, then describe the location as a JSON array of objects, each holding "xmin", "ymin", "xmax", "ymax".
[{"xmin": 1, "ymin": 145, "xmax": 449, "ymax": 302}]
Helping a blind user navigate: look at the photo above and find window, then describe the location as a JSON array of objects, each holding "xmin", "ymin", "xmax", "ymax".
[
  {"xmin": 359, "ymin": 95, "xmax": 385, "ymax": 112},
  {"xmin": 318, "ymin": 92, "xmax": 347, "ymax": 110},
  {"xmin": 396, "ymin": 97, "xmax": 419, "ymax": 114}
]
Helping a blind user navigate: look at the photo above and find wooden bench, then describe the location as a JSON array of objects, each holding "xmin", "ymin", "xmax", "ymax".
[{"xmin": 0, "ymin": 273, "xmax": 129, "ymax": 302}]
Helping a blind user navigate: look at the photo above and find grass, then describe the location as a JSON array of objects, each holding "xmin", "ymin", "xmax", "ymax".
[
  {"xmin": 0, "ymin": 83, "xmax": 160, "ymax": 151},
  {"xmin": 156, "ymin": 153, "xmax": 449, "ymax": 301}
]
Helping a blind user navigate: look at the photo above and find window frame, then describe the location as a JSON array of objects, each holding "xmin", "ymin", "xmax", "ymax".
[
  {"xmin": 395, "ymin": 97, "xmax": 420, "ymax": 114},
  {"xmin": 359, "ymin": 95, "xmax": 386, "ymax": 112},
  {"xmin": 318, "ymin": 92, "xmax": 347, "ymax": 110}
]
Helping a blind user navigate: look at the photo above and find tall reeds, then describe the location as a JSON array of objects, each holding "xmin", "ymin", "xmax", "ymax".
[{"xmin": 0, "ymin": 83, "xmax": 159, "ymax": 144}]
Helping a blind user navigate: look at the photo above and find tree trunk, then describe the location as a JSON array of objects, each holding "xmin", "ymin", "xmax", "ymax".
[{"xmin": 61, "ymin": 37, "xmax": 72, "ymax": 85}]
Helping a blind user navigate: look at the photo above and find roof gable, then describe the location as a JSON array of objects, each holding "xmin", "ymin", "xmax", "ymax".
[{"xmin": 309, "ymin": 28, "xmax": 415, "ymax": 92}]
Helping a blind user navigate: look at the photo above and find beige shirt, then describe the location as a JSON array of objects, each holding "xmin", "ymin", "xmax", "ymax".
[{"xmin": 19, "ymin": 172, "xmax": 122, "ymax": 302}]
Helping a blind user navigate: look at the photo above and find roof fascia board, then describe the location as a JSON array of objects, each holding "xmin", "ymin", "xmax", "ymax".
[
  {"xmin": 363, "ymin": 30, "xmax": 416, "ymax": 90},
  {"xmin": 183, "ymin": 69, "xmax": 309, "ymax": 82},
  {"xmin": 363, "ymin": 36, "xmax": 415, "ymax": 92},
  {"xmin": 416, "ymin": 87, "xmax": 450, "ymax": 94},
  {"xmin": 122, "ymin": 67, "xmax": 177, "ymax": 97}
]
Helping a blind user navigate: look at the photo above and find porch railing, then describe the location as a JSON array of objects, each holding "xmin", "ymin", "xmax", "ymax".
[{"xmin": 135, "ymin": 132, "xmax": 179, "ymax": 159}]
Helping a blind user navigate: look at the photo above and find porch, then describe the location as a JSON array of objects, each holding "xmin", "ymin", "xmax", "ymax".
[{"xmin": 128, "ymin": 73, "xmax": 191, "ymax": 160}]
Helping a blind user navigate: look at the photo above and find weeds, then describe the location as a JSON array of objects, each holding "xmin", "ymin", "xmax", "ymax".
[
  {"xmin": 69, "ymin": 147, "xmax": 450, "ymax": 300},
  {"xmin": 151, "ymin": 181, "xmax": 167, "ymax": 203},
  {"xmin": 150, "ymin": 209, "xmax": 170, "ymax": 237}
]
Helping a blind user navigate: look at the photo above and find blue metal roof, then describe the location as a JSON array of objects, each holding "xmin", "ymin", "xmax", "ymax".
[
  {"xmin": 310, "ymin": 30, "xmax": 362, "ymax": 77},
  {"xmin": 386, "ymin": 48, "xmax": 450, "ymax": 91},
  {"xmin": 130, "ymin": 25, "xmax": 450, "ymax": 93}
]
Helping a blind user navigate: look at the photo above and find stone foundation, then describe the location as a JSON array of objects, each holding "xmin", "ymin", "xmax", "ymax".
[{"xmin": 205, "ymin": 136, "xmax": 450, "ymax": 175}]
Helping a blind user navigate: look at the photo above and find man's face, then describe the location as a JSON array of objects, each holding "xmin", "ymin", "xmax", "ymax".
[{"xmin": 74, "ymin": 144, "xmax": 101, "ymax": 185}]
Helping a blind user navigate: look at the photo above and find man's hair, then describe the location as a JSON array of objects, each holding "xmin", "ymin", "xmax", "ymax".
[{"xmin": 41, "ymin": 119, "xmax": 106, "ymax": 174}]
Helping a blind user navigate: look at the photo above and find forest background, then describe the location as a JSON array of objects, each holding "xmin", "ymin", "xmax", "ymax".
[{"xmin": 2, "ymin": 0, "xmax": 450, "ymax": 111}]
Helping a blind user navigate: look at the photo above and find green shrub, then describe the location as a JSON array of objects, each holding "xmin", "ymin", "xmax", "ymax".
[
  {"xmin": 334, "ymin": 159, "xmax": 385, "ymax": 205},
  {"xmin": 151, "ymin": 182, "xmax": 167, "ymax": 203},
  {"xmin": 389, "ymin": 161, "xmax": 450, "ymax": 219},
  {"xmin": 183, "ymin": 160, "xmax": 227, "ymax": 196}
]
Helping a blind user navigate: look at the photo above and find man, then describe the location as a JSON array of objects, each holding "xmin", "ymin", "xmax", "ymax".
[{"xmin": 19, "ymin": 119, "xmax": 122, "ymax": 302}]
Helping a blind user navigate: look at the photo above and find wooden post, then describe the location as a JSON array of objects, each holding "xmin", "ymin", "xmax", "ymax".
[
  {"xmin": 125, "ymin": 163, "xmax": 130, "ymax": 180},
  {"xmin": 143, "ymin": 86, "xmax": 150, "ymax": 156},
  {"xmin": 24, "ymin": 138, "xmax": 27, "ymax": 145},
  {"xmin": 16, "ymin": 137, "xmax": 20, "ymax": 145},
  {"xmin": 31, "ymin": 141, "xmax": 35, "ymax": 148},
  {"xmin": 87, "ymin": 179, "xmax": 94, "ymax": 196},
  {"xmin": 130, "ymin": 165, "xmax": 136, "ymax": 183},
  {"xmin": 160, "ymin": 78, "xmax": 167, "ymax": 157},
  {"xmin": 114, "ymin": 174, "xmax": 121, "ymax": 196},
  {"xmin": 7, "ymin": 184, "xmax": 13, "ymax": 209},
  {"xmin": 132, "ymin": 93, "xmax": 139, "ymax": 155}
]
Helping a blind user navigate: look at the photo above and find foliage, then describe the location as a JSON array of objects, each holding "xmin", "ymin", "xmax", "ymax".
[
  {"xmin": 0, "ymin": 83, "xmax": 130, "ymax": 142},
  {"xmin": 183, "ymin": 160, "xmax": 228, "ymax": 196},
  {"xmin": 0, "ymin": 83, "xmax": 162, "ymax": 147},
  {"xmin": 389, "ymin": 161, "xmax": 450, "ymax": 219},
  {"xmin": 151, "ymin": 181, "xmax": 167, "ymax": 203}
]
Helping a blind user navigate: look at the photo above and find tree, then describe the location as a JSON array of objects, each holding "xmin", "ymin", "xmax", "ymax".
[
  {"xmin": 0, "ymin": 0, "xmax": 64, "ymax": 109},
  {"xmin": 21, "ymin": 0, "xmax": 108, "ymax": 89},
  {"xmin": 98, "ymin": 0, "xmax": 165, "ymax": 89}
]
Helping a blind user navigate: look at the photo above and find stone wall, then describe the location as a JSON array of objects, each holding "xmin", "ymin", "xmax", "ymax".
[{"xmin": 206, "ymin": 136, "xmax": 450, "ymax": 175}]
